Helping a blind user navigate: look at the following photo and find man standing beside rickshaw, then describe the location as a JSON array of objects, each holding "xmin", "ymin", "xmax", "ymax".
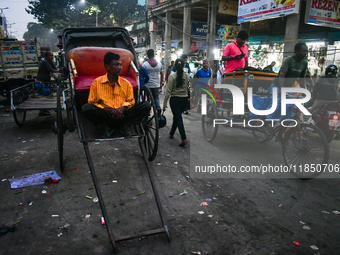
[{"xmin": 221, "ymin": 30, "xmax": 249, "ymax": 73}]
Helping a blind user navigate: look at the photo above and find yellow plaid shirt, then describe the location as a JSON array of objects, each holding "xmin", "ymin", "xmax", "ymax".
[{"xmin": 88, "ymin": 74, "xmax": 135, "ymax": 109}]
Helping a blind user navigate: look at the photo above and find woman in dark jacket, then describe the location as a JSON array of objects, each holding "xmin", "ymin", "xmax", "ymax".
[{"xmin": 163, "ymin": 58, "xmax": 190, "ymax": 147}]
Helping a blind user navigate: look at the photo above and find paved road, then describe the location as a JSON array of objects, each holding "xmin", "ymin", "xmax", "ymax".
[{"xmin": 0, "ymin": 95, "xmax": 340, "ymax": 255}]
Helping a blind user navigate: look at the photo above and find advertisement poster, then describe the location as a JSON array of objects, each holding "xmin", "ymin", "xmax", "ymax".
[
  {"xmin": 305, "ymin": 0, "xmax": 340, "ymax": 28},
  {"xmin": 191, "ymin": 21, "xmax": 238, "ymax": 41},
  {"xmin": 238, "ymin": 0, "xmax": 300, "ymax": 23}
]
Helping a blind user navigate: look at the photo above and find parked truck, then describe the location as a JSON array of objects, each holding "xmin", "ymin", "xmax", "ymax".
[{"xmin": 0, "ymin": 39, "xmax": 41, "ymax": 99}]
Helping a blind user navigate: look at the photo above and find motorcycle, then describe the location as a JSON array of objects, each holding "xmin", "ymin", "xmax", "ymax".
[{"xmin": 311, "ymin": 102, "xmax": 340, "ymax": 143}]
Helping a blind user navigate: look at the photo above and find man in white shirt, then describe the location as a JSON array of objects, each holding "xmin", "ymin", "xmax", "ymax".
[{"xmin": 143, "ymin": 49, "xmax": 164, "ymax": 111}]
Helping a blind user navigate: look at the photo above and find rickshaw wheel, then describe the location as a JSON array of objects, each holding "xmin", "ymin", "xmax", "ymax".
[
  {"xmin": 282, "ymin": 123, "xmax": 329, "ymax": 179},
  {"xmin": 13, "ymin": 110, "xmax": 26, "ymax": 127},
  {"xmin": 252, "ymin": 125, "xmax": 274, "ymax": 142},
  {"xmin": 65, "ymin": 98, "xmax": 76, "ymax": 132},
  {"xmin": 138, "ymin": 86, "xmax": 159, "ymax": 161},
  {"xmin": 202, "ymin": 103, "xmax": 219, "ymax": 142},
  {"xmin": 57, "ymin": 87, "xmax": 64, "ymax": 172}
]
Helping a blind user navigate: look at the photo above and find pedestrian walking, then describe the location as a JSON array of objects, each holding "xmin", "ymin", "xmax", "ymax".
[
  {"xmin": 163, "ymin": 58, "xmax": 190, "ymax": 147},
  {"xmin": 143, "ymin": 49, "xmax": 164, "ymax": 113}
]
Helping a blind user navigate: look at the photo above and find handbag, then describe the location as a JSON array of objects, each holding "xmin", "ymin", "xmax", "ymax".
[{"xmin": 158, "ymin": 114, "xmax": 167, "ymax": 128}]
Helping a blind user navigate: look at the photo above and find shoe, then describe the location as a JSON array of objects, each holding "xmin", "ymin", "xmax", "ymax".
[
  {"xmin": 96, "ymin": 124, "xmax": 113, "ymax": 138},
  {"xmin": 39, "ymin": 110, "xmax": 50, "ymax": 116},
  {"xmin": 169, "ymin": 133, "xmax": 174, "ymax": 139},
  {"xmin": 184, "ymin": 111, "xmax": 189, "ymax": 115},
  {"xmin": 120, "ymin": 124, "xmax": 137, "ymax": 137},
  {"xmin": 179, "ymin": 140, "xmax": 187, "ymax": 147}
]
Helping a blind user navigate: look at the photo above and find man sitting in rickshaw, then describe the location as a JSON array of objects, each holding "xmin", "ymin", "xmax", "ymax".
[{"xmin": 82, "ymin": 52, "xmax": 151, "ymax": 138}]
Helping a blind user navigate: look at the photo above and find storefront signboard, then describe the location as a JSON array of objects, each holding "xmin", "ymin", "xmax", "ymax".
[
  {"xmin": 149, "ymin": 21, "xmax": 158, "ymax": 32},
  {"xmin": 146, "ymin": 0, "xmax": 156, "ymax": 7},
  {"xmin": 237, "ymin": 0, "xmax": 300, "ymax": 23},
  {"xmin": 218, "ymin": 0, "xmax": 239, "ymax": 16},
  {"xmin": 192, "ymin": 22, "xmax": 238, "ymax": 41},
  {"xmin": 304, "ymin": 0, "xmax": 340, "ymax": 29}
]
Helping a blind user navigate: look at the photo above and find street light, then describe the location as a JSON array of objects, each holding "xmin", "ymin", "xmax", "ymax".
[{"xmin": 80, "ymin": 0, "xmax": 98, "ymax": 27}]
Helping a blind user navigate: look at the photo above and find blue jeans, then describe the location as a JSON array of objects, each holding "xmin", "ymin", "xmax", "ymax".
[
  {"xmin": 149, "ymin": 87, "xmax": 160, "ymax": 110},
  {"xmin": 170, "ymin": 97, "xmax": 187, "ymax": 140}
]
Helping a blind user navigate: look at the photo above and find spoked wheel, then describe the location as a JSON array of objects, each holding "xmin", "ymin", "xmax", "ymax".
[
  {"xmin": 202, "ymin": 103, "xmax": 219, "ymax": 142},
  {"xmin": 65, "ymin": 98, "xmax": 76, "ymax": 132},
  {"xmin": 252, "ymin": 125, "xmax": 274, "ymax": 142},
  {"xmin": 56, "ymin": 86, "xmax": 64, "ymax": 172},
  {"xmin": 138, "ymin": 86, "xmax": 159, "ymax": 161},
  {"xmin": 13, "ymin": 110, "xmax": 26, "ymax": 127},
  {"xmin": 282, "ymin": 123, "xmax": 329, "ymax": 179}
]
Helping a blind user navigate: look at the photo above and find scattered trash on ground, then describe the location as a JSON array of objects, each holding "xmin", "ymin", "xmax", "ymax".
[
  {"xmin": 138, "ymin": 191, "xmax": 146, "ymax": 195},
  {"xmin": 85, "ymin": 195, "xmax": 93, "ymax": 199},
  {"xmin": 14, "ymin": 190, "xmax": 23, "ymax": 195},
  {"xmin": 11, "ymin": 220, "xmax": 21, "ymax": 226},
  {"xmin": 278, "ymin": 204, "xmax": 282, "ymax": 207},
  {"xmin": 198, "ymin": 211, "xmax": 204, "ymax": 215},
  {"xmin": 293, "ymin": 241, "xmax": 300, "ymax": 246},
  {"xmin": 174, "ymin": 162, "xmax": 178, "ymax": 165},
  {"xmin": 42, "ymin": 190, "xmax": 47, "ymax": 194},
  {"xmin": 62, "ymin": 187, "xmax": 72, "ymax": 191},
  {"xmin": 186, "ymin": 176, "xmax": 190, "ymax": 178},
  {"xmin": 200, "ymin": 202, "xmax": 208, "ymax": 206},
  {"xmin": 208, "ymin": 215, "xmax": 214, "ymax": 218},
  {"xmin": 271, "ymin": 190, "xmax": 274, "ymax": 193},
  {"xmin": 157, "ymin": 163, "xmax": 161, "ymax": 166},
  {"xmin": 101, "ymin": 217, "xmax": 105, "ymax": 226},
  {"xmin": 57, "ymin": 232, "xmax": 63, "ymax": 237},
  {"xmin": 299, "ymin": 221, "xmax": 305, "ymax": 224},
  {"xmin": 191, "ymin": 252, "xmax": 201, "ymax": 255},
  {"xmin": 179, "ymin": 190, "xmax": 187, "ymax": 196},
  {"xmin": 310, "ymin": 245, "xmax": 319, "ymax": 250},
  {"xmin": 332, "ymin": 211, "xmax": 340, "ymax": 215},
  {"xmin": 0, "ymin": 225, "xmax": 16, "ymax": 237},
  {"xmin": 29, "ymin": 202, "xmax": 33, "ymax": 206},
  {"xmin": 85, "ymin": 214, "xmax": 91, "ymax": 219},
  {"xmin": 303, "ymin": 226, "xmax": 311, "ymax": 230},
  {"xmin": 322, "ymin": 211, "xmax": 330, "ymax": 214},
  {"xmin": 0, "ymin": 158, "xmax": 9, "ymax": 161},
  {"xmin": 166, "ymin": 154, "xmax": 170, "ymax": 157},
  {"xmin": 74, "ymin": 169, "xmax": 82, "ymax": 172},
  {"xmin": 8, "ymin": 171, "xmax": 61, "ymax": 189},
  {"xmin": 112, "ymin": 180, "xmax": 117, "ymax": 183},
  {"xmin": 3, "ymin": 114, "xmax": 10, "ymax": 117},
  {"xmin": 93, "ymin": 197, "xmax": 99, "ymax": 203},
  {"xmin": 1, "ymin": 179, "xmax": 7, "ymax": 182},
  {"xmin": 52, "ymin": 215, "xmax": 59, "ymax": 217},
  {"xmin": 205, "ymin": 198, "xmax": 212, "ymax": 201}
]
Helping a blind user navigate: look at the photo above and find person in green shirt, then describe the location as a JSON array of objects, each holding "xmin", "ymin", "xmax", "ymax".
[{"xmin": 266, "ymin": 42, "xmax": 308, "ymax": 120}]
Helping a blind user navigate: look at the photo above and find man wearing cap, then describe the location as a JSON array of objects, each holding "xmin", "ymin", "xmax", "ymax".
[
  {"xmin": 221, "ymin": 30, "xmax": 249, "ymax": 74},
  {"xmin": 194, "ymin": 59, "xmax": 212, "ymax": 112}
]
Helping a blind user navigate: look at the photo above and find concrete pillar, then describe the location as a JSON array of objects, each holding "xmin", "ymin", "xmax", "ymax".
[
  {"xmin": 207, "ymin": 0, "xmax": 217, "ymax": 74},
  {"xmin": 183, "ymin": 6, "xmax": 191, "ymax": 54},
  {"xmin": 164, "ymin": 12, "xmax": 172, "ymax": 72},
  {"xmin": 240, "ymin": 22, "xmax": 251, "ymax": 36},
  {"xmin": 284, "ymin": 13, "xmax": 300, "ymax": 58},
  {"xmin": 150, "ymin": 31, "xmax": 157, "ymax": 51}
]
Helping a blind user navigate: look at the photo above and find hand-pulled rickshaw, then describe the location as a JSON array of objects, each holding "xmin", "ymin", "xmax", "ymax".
[
  {"xmin": 201, "ymin": 69, "xmax": 329, "ymax": 179},
  {"xmin": 57, "ymin": 27, "xmax": 168, "ymax": 252}
]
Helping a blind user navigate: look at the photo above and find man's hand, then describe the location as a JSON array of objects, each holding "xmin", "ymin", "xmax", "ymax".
[
  {"xmin": 234, "ymin": 54, "xmax": 245, "ymax": 60},
  {"xmin": 110, "ymin": 107, "xmax": 126, "ymax": 119}
]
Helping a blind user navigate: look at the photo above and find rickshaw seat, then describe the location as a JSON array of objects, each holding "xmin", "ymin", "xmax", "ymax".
[{"xmin": 68, "ymin": 46, "xmax": 138, "ymax": 92}]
